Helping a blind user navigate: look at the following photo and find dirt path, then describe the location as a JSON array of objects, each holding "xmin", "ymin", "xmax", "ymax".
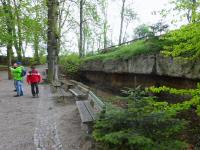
[{"xmin": 0, "ymin": 69, "xmax": 89, "ymax": 150}]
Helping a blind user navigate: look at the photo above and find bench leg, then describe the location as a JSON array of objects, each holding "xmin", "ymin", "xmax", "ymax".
[
  {"xmin": 81, "ymin": 122, "xmax": 93, "ymax": 134},
  {"xmin": 87, "ymin": 122, "xmax": 93, "ymax": 134},
  {"xmin": 50, "ymin": 86, "xmax": 58, "ymax": 93}
]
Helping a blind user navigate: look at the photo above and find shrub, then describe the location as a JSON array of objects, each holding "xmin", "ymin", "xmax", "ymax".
[
  {"xmin": 40, "ymin": 56, "xmax": 47, "ymax": 64},
  {"xmin": 59, "ymin": 54, "xmax": 81, "ymax": 77},
  {"xmin": 29, "ymin": 58, "xmax": 38, "ymax": 66},
  {"xmin": 93, "ymin": 87, "xmax": 188, "ymax": 150}
]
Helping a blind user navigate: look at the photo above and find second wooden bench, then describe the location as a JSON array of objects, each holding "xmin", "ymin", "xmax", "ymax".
[{"xmin": 76, "ymin": 91, "xmax": 105, "ymax": 133}]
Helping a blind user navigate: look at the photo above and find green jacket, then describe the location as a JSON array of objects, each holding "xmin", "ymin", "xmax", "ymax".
[{"xmin": 10, "ymin": 66, "xmax": 23, "ymax": 81}]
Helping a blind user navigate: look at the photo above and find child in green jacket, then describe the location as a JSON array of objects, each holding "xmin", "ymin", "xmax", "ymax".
[{"xmin": 10, "ymin": 62, "xmax": 24, "ymax": 97}]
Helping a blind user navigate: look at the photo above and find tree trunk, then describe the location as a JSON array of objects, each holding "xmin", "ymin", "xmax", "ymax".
[
  {"xmin": 191, "ymin": 0, "xmax": 197, "ymax": 23},
  {"xmin": 79, "ymin": 0, "xmax": 83, "ymax": 57},
  {"xmin": 13, "ymin": 0, "xmax": 22, "ymax": 61},
  {"xmin": 47, "ymin": 0, "xmax": 59, "ymax": 82},
  {"xmin": 34, "ymin": 33, "xmax": 40, "ymax": 64},
  {"xmin": 102, "ymin": 0, "xmax": 108, "ymax": 49},
  {"xmin": 1, "ymin": 0, "xmax": 13, "ymax": 79},
  {"xmin": 119, "ymin": 0, "xmax": 126, "ymax": 45},
  {"xmin": 7, "ymin": 42, "xmax": 12, "ymax": 80},
  {"xmin": 103, "ymin": 20, "xmax": 107, "ymax": 49},
  {"xmin": 83, "ymin": 24, "xmax": 86, "ymax": 56}
]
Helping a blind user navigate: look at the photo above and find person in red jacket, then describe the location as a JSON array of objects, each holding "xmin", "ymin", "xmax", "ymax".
[{"xmin": 27, "ymin": 66, "xmax": 41, "ymax": 98}]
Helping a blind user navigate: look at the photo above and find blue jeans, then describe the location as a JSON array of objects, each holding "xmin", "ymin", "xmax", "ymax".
[
  {"xmin": 16, "ymin": 80, "xmax": 23, "ymax": 96},
  {"xmin": 14, "ymin": 80, "xmax": 17, "ymax": 90}
]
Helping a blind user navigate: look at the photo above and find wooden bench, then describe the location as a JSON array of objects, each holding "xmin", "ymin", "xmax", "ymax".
[
  {"xmin": 52, "ymin": 81, "xmax": 62, "ymax": 89},
  {"xmin": 69, "ymin": 80, "xmax": 90, "ymax": 90},
  {"xmin": 58, "ymin": 73, "xmax": 66, "ymax": 80},
  {"xmin": 69, "ymin": 88, "xmax": 88, "ymax": 100},
  {"xmin": 59, "ymin": 79, "xmax": 74, "ymax": 90},
  {"xmin": 57, "ymin": 88, "xmax": 73, "ymax": 102},
  {"xmin": 68, "ymin": 80, "xmax": 90, "ymax": 100},
  {"xmin": 76, "ymin": 91, "xmax": 105, "ymax": 133},
  {"xmin": 51, "ymin": 81, "xmax": 72, "ymax": 102}
]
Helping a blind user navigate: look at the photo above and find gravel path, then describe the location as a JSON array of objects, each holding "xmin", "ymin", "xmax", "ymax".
[{"xmin": 0, "ymin": 69, "xmax": 89, "ymax": 150}]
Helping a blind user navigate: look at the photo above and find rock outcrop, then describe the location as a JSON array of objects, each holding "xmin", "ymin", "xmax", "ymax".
[{"xmin": 81, "ymin": 54, "xmax": 200, "ymax": 80}]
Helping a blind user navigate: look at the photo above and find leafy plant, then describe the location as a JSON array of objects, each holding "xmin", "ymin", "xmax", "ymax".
[
  {"xmin": 134, "ymin": 24, "xmax": 154, "ymax": 38},
  {"xmin": 162, "ymin": 23, "xmax": 200, "ymax": 60},
  {"xmin": 59, "ymin": 54, "xmax": 81, "ymax": 77},
  {"xmin": 147, "ymin": 85, "xmax": 200, "ymax": 116},
  {"xmin": 147, "ymin": 84, "xmax": 200, "ymax": 149},
  {"xmin": 121, "ymin": 86, "xmax": 148, "ymax": 101}
]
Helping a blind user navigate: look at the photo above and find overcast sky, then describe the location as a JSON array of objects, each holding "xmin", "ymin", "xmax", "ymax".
[{"xmin": 107, "ymin": 0, "xmax": 175, "ymax": 42}]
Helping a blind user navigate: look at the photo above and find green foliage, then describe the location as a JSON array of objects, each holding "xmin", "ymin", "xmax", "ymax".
[
  {"xmin": 134, "ymin": 24, "xmax": 154, "ymax": 38},
  {"xmin": 0, "ymin": 65, "xmax": 7, "ymax": 67},
  {"xmin": 170, "ymin": 0, "xmax": 200, "ymax": 23},
  {"xmin": 93, "ymin": 87, "xmax": 188, "ymax": 150},
  {"xmin": 162, "ymin": 23, "xmax": 200, "ymax": 59},
  {"xmin": 29, "ymin": 55, "xmax": 46, "ymax": 65},
  {"xmin": 121, "ymin": 86, "xmax": 148, "ymax": 101},
  {"xmin": 84, "ymin": 38, "xmax": 164, "ymax": 62},
  {"xmin": 40, "ymin": 56, "xmax": 47, "ymax": 64},
  {"xmin": 59, "ymin": 54, "xmax": 81, "ymax": 77},
  {"xmin": 147, "ymin": 85, "xmax": 200, "ymax": 116},
  {"xmin": 150, "ymin": 21, "xmax": 169, "ymax": 35}
]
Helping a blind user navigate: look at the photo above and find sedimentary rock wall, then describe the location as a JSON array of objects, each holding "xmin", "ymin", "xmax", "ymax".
[{"xmin": 81, "ymin": 54, "xmax": 200, "ymax": 80}]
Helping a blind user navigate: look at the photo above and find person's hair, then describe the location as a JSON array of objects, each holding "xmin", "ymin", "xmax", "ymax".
[{"xmin": 16, "ymin": 61, "xmax": 22, "ymax": 65}]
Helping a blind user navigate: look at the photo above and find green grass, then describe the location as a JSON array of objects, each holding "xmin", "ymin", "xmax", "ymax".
[
  {"xmin": 83, "ymin": 38, "xmax": 164, "ymax": 62},
  {"xmin": 0, "ymin": 65, "xmax": 7, "ymax": 67}
]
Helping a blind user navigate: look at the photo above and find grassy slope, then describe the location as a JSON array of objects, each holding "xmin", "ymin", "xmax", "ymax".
[
  {"xmin": 83, "ymin": 38, "xmax": 164, "ymax": 62},
  {"xmin": 0, "ymin": 65, "xmax": 7, "ymax": 67}
]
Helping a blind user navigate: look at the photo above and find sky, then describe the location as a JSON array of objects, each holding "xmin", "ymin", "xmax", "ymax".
[{"xmin": 107, "ymin": 0, "xmax": 174, "ymax": 43}]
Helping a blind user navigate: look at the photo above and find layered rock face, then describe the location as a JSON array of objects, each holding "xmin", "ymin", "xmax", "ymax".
[{"xmin": 81, "ymin": 54, "xmax": 200, "ymax": 80}]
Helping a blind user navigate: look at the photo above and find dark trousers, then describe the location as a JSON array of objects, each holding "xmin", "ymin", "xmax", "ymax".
[{"xmin": 31, "ymin": 83, "xmax": 39, "ymax": 96}]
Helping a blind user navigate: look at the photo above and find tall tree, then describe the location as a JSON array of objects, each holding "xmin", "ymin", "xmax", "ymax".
[
  {"xmin": 98, "ymin": 0, "xmax": 108, "ymax": 49},
  {"xmin": 47, "ymin": 0, "xmax": 59, "ymax": 82},
  {"xmin": 1, "ymin": 0, "xmax": 13, "ymax": 79},
  {"xmin": 79, "ymin": 0, "xmax": 84, "ymax": 57},
  {"xmin": 119, "ymin": 0, "xmax": 126, "ymax": 45},
  {"xmin": 171, "ymin": 0, "xmax": 199, "ymax": 23},
  {"xmin": 160, "ymin": 0, "xmax": 200, "ymax": 24},
  {"xmin": 118, "ymin": 0, "xmax": 136, "ymax": 44},
  {"xmin": 13, "ymin": 0, "xmax": 23, "ymax": 61}
]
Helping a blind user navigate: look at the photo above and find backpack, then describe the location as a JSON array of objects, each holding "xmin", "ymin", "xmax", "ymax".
[{"xmin": 21, "ymin": 68, "xmax": 26, "ymax": 77}]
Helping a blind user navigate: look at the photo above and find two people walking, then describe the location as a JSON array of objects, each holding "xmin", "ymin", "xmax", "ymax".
[{"xmin": 10, "ymin": 62, "xmax": 41, "ymax": 98}]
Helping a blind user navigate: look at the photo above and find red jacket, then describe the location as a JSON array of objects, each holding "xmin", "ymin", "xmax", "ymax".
[{"xmin": 26, "ymin": 69, "xmax": 41, "ymax": 84}]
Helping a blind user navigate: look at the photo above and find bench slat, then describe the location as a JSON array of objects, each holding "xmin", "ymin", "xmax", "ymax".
[
  {"xmin": 84, "ymin": 101, "xmax": 96, "ymax": 120},
  {"xmin": 77, "ymin": 84, "xmax": 89, "ymax": 93},
  {"xmin": 59, "ymin": 88, "xmax": 73, "ymax": 97},
  {"xmin": 76, "ymin": 101, "xmax": 93, "ymax": 123},
  {"xmin": 69, "ymin": 88, "xmax": 86, "ymax": 97},
  {"xmin": 52, "ymin": 81, "xmax": 61, "ymax": 87},
  {"xmin": 89, "ymin": 91, "xmax": 105, "ymax": 110}
]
